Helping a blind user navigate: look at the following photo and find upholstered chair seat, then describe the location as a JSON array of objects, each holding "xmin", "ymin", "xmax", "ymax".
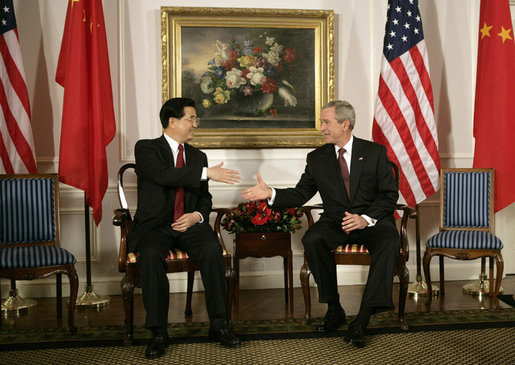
[{"xmin": 426, "ymin": 231, "xmax": 503, "ymax": 250}]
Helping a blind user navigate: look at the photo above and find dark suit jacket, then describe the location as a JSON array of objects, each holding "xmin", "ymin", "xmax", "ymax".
[
  {"xmin": 273, "ymin": 137, "xmax": 398, "ymax": 228},
  {"xmin": 127, "ymin": 135, "xmax": 212, "ymax": 253}
]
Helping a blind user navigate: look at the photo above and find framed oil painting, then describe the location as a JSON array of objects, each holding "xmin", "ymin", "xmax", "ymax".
[{"xmin": 161, "ymin": 7, "xmax": 334, "ymax": 148}]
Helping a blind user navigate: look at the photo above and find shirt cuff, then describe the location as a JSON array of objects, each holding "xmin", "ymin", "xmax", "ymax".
[
  {"xmin": 268, "ymin": 187, "xmax": 277, "ymax": 205},
  {"xmin": 195, "ymin": 211, "xmax": 204, "ymax": 223},
  {"xmin": 201, "ymin": 167, "xmax": 207, "ymax": 181},
  {"xmin": 361, "ymin": 214, "xmax": 377, "ymax": 227}
]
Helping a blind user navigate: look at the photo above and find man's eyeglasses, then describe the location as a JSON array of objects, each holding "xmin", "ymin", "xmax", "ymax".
[{"xmin": 179, "ymin": 116, "xmax": 201, "ymax": 126}]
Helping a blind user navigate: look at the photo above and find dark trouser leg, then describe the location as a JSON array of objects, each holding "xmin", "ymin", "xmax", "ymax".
[
  {"xmin": 353, "ymin": 225, "xmax": 400, "ymax": 312},
  {"xmin": 302, "ymin": 218, "xmax": 350, "ymax": 304},
  {"xmin": 177, "ymin": 223, "xmax": 226, "ymax": 321},
  {"xmin": 137, "ymin": 228, "xmax": 173, "ymax": 332}
]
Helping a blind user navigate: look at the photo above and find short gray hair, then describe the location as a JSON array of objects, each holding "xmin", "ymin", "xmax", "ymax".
[{"xmin": 322, "ymin": 100, "xmax": 356, "ymax": 129}]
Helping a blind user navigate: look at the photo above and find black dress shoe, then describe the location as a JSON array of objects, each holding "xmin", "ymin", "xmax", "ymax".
[
  {"xmin": 145, "ymin": 334, "xmax": 169, "ymax": 359},
  {"xmin": 209, "ymin": 322, "xmax": 241, "ymax": 348},
  {"xmin": 316, "ymin": 308, "xmax": 347, "ymax": 333},
  {"xmin": 344, "ymin": 324, "xmax": 366, "ymax": 348}
]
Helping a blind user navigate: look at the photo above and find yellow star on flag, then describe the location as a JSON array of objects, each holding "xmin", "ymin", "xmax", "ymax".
[
  {"xmin": 480, "ymin": 22, "xmax": 493, "ymax": 39},
  {"xmin": 497, "ymin": 26, "xmax": 513, "ymax": 43}
]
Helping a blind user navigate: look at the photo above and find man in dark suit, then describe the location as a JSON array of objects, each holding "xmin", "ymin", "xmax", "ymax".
[
  {"xmin": 242, "ymin": 100, "xmax": 399, "ymax": 348},
  {"xmin": 129, "ymin": 97, "xmax": 242, "ymax": 359}
]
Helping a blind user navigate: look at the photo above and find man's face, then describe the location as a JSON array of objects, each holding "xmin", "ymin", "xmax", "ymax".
[
  {"xmin": 320, "ymin": 107, "xmax": 349, "ymax": 146},
  {"xmin": 169, "ymin": 106, "xmax": 199, "ymax": 143}
]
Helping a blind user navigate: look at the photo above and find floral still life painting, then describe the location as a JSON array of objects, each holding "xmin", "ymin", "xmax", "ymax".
[
  {"xmin": 222, "ymin": 200, "xmax": 302, "ymax": 234},
  {"xmin": 180, "ymin": 27, "xmax": 316, "ymax": 130},
  {"xmin": 200, "ymin": 33, "xmax": 298, "ymax": 117}
]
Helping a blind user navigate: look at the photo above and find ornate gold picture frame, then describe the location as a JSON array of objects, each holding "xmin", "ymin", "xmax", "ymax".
[{"xmin": 161, "ymin": 7, "xmax": 334, "ymax": 148}]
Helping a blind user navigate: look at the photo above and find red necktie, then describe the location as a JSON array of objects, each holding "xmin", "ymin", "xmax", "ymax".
[
  {"xmin": 174, "ymin": 144, "xmax": 185, "ymax": 221},
  {"xmin": 338, "ymin": 148, "xmax": 350, "ymax": 198}
]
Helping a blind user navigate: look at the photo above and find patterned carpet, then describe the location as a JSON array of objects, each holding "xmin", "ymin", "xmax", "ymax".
[
  {"xmin": 0, "ymin": 327, "xmax": 513, "ymax": 364},
  {"xmin": 1, "ymin": 309, "xmax": 514, "ymax": 364}
]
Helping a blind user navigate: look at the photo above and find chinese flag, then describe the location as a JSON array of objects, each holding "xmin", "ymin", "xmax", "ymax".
[
  {"xmin": 56, "ymin": 0, "xmax": 116, "ymax": 225},
  {"xmin": 473, "ymin": 0, "xmax": 515, "ymax": 212}
]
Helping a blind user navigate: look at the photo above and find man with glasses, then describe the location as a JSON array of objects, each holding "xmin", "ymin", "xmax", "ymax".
[{"xmin": 128, "ymin": 97, "xmax": 242, "ymax": 359}]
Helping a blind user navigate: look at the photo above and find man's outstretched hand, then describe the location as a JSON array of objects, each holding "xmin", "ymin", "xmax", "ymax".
[
  {"xmin": 241, "ymin": 173, "xmax": 273, "ymax": 201},
  {"xmin": 207, "ymin": 162, "xmax": 241, "ymax": 184}
]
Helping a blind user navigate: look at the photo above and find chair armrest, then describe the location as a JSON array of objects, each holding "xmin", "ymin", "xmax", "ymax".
[
  {"xmin": 113, "ymin": 208, "xmax": 132, "ymax": 273},
  {"xmin": 396, "ymin": 204, "xmax": 416, "ymax": 261},
  {"xmin": 212, "ymin": 208, "xmax": 233, "ymax": 254},
  {"xmin": 296, "ymin": 204, "xmax": 323, "ymax": 228}
]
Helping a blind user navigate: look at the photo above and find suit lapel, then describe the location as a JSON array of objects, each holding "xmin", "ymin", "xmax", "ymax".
[{"xmin": 350, "ymin": 138, "xmax": 366, "ymax": 202}]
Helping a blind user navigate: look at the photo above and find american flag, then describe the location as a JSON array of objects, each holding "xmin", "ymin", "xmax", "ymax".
[
  {"xmin": 372, "ymin": 0, "xmax": 439, "ymax": 207},
  {"xmin": 0, "ymin": 0, "xmax": 36, "ymax": 174}
]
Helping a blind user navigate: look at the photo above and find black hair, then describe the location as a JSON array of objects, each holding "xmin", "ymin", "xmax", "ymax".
[{"xmin": 159, "ymin": 97, "xmax": 196, "ymax": 129}]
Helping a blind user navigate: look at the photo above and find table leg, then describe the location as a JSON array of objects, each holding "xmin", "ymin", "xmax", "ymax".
[
  {"xmin": 234, "ymin": 255, "xmax": 240, "ymax": 314},
  {"xmin": 288, "ymin": 250, "xmax": 294, "ymax": 313},
  {"xmin": 283, "ymin": 257, "xmax": 288, "ymax": 304}
]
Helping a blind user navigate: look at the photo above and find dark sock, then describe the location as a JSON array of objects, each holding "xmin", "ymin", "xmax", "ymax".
[
  {"xmin": 328, "ymin": 301, "xmax": 344, "ymax": 313},
  {"xmin": 354, "ymin": 307, "xmax": 372, "ymax": 327},
  {"xmin": 211, "ymin": 316, "xmax": 226, "ymax": 330},
  {"xmin": 150, "ymin": 326, "xmax": 168, "ymax": 337}
]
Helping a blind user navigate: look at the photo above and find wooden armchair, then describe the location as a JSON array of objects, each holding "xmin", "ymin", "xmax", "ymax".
[
  {"xmin": 423, "ymin": 168, "xmax": 503, "ymax": 305},
  {"xmin": 112, "ymin": 163, "xmax": 235, "ymax": 344},
  {"xmin": 298, "ymin": 162, "xmax": 415, "ymax": 330},
  {"xmin": 0, "ymin": 174, "xmax": 78, "ymax": 333}
]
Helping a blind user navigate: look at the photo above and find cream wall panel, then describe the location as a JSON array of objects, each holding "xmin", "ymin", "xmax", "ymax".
[{"xmin": 4, "ymin": 0, "xmax": 514, "ymax": 299}]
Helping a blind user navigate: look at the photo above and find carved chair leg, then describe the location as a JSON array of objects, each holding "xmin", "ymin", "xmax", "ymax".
[
  {"xmin": 489, "ymin": 256, "xmax": 494, "ymax": 297},
  {"xmin": 439, "ymin": 255, "xmax": 445, "ymax": 296},
  {"xmin": 121, "ymin": 275, "xmax": 135, "ymax": 345},
  {"xmin": 56, "ymin": 273, "xmax": 62, "ymax": 319},
  {"xmin": 225, "ymin": 267, "xmax": 235, "ymax": 324},
  {"xmin": 66, "ymin": 267, "xmax": 79, "ymax": 334},
  {"xmin": 494, "ymin": 253, "xmax": 504, "ymax": 308},
  {"xmin": 423, "ymin": 251, "xmax": 433, "ymax": 307},
  {"xmin": 398, "ymin": 266, "xmax": 409, "ymax": 330},
  {"xmin": 185, "ymin": 271, "xmax": 194, "ymax": 317},
  {"xmin": 300, "ymin": 263, "xmax": 312, "ymax": 320}
]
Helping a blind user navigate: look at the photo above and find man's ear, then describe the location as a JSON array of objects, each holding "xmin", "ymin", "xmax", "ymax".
[{"xmin": 168, "ymin": 117, "xmax": 174, "ymax": 128}]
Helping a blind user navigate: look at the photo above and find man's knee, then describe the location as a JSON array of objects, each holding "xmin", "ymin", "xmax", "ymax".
[
  {"xmin": 203, "ymin": 238, "xmax": 223, "ymax": 256},
  {"xmin": 138, "ymin": 244, "xmax": 168, "ymax": 269},
  {"xmin": 302, "ymin": 229, "xmax": 325, "ymax": 252}
]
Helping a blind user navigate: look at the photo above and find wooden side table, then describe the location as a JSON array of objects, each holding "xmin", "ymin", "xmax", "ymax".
[{"xmin": 234, "ymin": 231, "xmax": 293, "ymax": 314}]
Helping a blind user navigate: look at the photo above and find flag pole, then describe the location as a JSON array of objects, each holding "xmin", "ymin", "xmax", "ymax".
[
  {"xmin": 76, "ymin": 194, "xmax": 110, "ymax": 308},
  {"xmin": 408, "ymin": 204, "xmax": 439, "ymax": 297}
]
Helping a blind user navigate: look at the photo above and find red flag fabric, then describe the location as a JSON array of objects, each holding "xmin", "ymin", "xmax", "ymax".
[
  {"xmin": 372, "ymin": 0, "xmax": 440, "ymax": 208},
  {"xmin": 473, "ymin": 0, "xmax": 515, "ymax": 212},
  {"xmin": 0, "ymin": 0, "xmax": 36, "ymax": 174},
  {"xmin": 56, "ymin": 0, "xmax": 115, "ymax": 225}
]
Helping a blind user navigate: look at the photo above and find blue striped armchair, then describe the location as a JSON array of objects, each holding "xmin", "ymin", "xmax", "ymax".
[
  {"xmin": 0, "ymin": 174, "xmax": 78, "ymax": 333},
  {"xmin": 423, "ymin": 168, "xmax": 503, "ymax": 305}
]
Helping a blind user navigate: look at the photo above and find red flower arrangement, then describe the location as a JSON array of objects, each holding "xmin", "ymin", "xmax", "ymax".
[{"xmin": 222, "ymin": 200, "xmax": 302, "ymax": 234}]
